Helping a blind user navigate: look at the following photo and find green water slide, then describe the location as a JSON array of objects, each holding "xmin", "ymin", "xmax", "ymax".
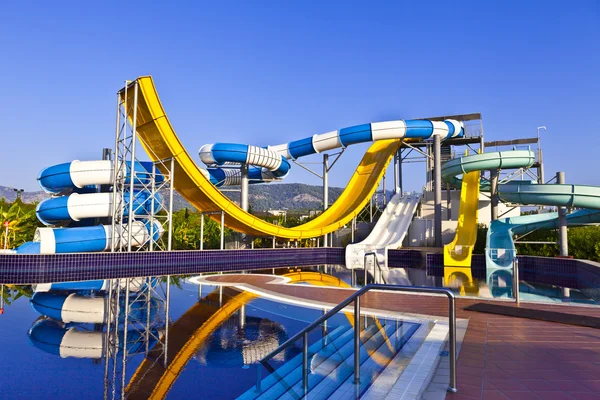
[{"xmin": 442, "ymin": 150, "xmax": 600, "ymax": 273}]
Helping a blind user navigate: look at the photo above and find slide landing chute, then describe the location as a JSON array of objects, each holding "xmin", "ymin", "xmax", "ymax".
[
  {"xmin": 443, "ymin": 170, "xmax": 481, "ymax": 267},
  {"xmin": 127, "ymin": 76, "xmax": 464, "ymax": 239},
  {"xmin": 345, "ymin": 193, "xmax": 420, "ymax": 270}
]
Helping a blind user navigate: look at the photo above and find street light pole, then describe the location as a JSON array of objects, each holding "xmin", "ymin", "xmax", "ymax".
[{"xmin": 13, "ymin": 188, "xmax": 24, "ymax": 201}]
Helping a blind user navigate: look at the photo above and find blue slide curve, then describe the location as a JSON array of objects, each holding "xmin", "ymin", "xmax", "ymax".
[{"xmin": 199, "ymin": 119, "xmax": 464, "ymax": 186}]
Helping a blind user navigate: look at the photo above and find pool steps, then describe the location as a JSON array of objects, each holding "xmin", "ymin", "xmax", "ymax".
[
  {"xmin": 252, "ymin": 324, "xmax": 375, "ymax": 399},
  {"xmin": 241, "ymin": 320, "xmax": 419, "ymax": 399},
  {"xmin": 237, "ymin": 325, "xmax": 349, "ymax": 400},
  {"xmin": 321, "ymin": 322, "xmax": 419, "ymax": 399},
  {"xmin": 277, "ymin": 323, "xmax": 398, "ymax": 400}
]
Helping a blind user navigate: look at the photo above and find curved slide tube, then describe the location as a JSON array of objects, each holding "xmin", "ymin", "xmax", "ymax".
[
  {"xmin": 37, "ymin": 160, "xmax": 163, "ymax": 194},
  {"xmin": 35, "ymin": 191, "xmax": 161, "ymax": 226},
  {"xmin": 345, "ymin": 193, "xmax": 420, "ymax": 270},
  {"xmin": 127, "ymin": 76, "xmax": 462, "ymax": 238},
  {"xmin": 488, "ymin": 182, "xmax": 600, "ymax": 272},
  {"xmin": 17, "ymin": 220, "xmax": 163, "ymax": 254},
  {"xmin": 29, "ymin": 319, "xmax": 163, "ymax": 359},
  {"xmin": 30, "ymin": 291, "xmax": 161, "ymax": 323},
  {"xmin": 199, "ymin": 119, "xmax": 463, "ymax": 187},
  {"xmin": 33, "ymin": 277, "xmax": 149, "ymax": 293}
]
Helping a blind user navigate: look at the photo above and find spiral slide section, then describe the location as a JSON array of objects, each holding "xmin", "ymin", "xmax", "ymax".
[
  {"xmin": 345, "ymin": 193, "xmax": 420, "ymax": 270},
  {"xmin": 16, "ymin": 161, "xmax": 164, "ymax": 254},
  {"xmin": 127, "ymin": 76, "xmax": 463, "ymax": 239}
]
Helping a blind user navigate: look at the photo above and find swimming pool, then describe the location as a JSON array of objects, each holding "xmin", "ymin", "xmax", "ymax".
[{"xmin": 0, "ymin": 273, "xmax": 421, "ymax": 399}]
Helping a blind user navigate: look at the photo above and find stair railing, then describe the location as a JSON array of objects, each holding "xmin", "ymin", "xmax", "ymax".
[
  {"xmin": 364, "ymin": 251, "xmax": 386, "ymax": 285},
  {"xmin": 256, "ymin": 284, "xmax": 457, "ymax": 395}
]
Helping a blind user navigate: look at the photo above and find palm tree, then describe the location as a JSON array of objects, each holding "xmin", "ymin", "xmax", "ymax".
[{"xmin": 0, "ymin": 202, "xmax": 40, "ymax": 249}]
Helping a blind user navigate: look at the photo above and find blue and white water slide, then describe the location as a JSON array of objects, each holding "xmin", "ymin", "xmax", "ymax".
[
  {"xmin": 16, "ymin": 118, "xmax": 464, "ymax": 254},
  {"xmin": 199, "ymin": 119, "xmax": 464, "ymax": 186},
  {"xmin": 29, "ymin": 318, "xmax": 164, "ymax": 359},
  {"xmin": 16, "ymin": 160, "xmax": 164, "ymax": 254}
]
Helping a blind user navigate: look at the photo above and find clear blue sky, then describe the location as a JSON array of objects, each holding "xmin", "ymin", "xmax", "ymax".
[{"xmin": 1, "ymin": 1, "xmax": 598, "ymax": 192}]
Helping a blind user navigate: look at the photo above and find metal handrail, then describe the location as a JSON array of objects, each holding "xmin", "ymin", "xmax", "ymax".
[
  {"xmin": 364, "ymin": 251, "xmax": 386, "ymax": 285},
  {"xmin": 257, "ymin": 284, "xmax": 457, "ymax": 394}
]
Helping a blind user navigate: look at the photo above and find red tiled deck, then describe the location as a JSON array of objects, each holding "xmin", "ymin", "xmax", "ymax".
[{"xmin": 204, "ymin": 274, "xmax": 600, "ymax": 400}]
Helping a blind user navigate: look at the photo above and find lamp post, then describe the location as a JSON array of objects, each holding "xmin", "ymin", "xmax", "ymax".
[{"xmin": 13, "ymin": 188, "xmax": 24, "ymax": 201}]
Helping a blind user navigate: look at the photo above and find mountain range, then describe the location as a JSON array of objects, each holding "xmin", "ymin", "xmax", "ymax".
[{"xmin": 0, "ymin": 183, "xmax": 344, "ymax": 212}]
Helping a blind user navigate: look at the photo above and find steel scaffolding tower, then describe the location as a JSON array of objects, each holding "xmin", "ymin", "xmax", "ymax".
[{"xmin": 104, "ymin": 79, "xmax": 173, "ymax": 399}]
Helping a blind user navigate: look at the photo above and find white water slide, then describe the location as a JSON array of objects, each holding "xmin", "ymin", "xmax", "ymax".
[{"xmin": 345, "ymin": 193, "xmax": 420, "ymax": 270}]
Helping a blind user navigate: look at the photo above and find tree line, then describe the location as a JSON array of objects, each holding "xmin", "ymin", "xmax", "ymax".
[{"xmin": 3, "ymin": 196, "xmax": 599, "ymax": 261}]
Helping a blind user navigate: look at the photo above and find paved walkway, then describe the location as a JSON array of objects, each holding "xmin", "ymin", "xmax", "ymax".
[{"xmin": 201, "ymin": 274, "xmax": 600, "ymax": 400}]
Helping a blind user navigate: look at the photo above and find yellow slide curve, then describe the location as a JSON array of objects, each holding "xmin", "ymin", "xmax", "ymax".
[
  {"xmin": 443, "ymin": 169, "xmax": 481, "ymax": 267},
  {"xmin": 123, "ymin": 76, "xmax": 400, "ymax": 239}
]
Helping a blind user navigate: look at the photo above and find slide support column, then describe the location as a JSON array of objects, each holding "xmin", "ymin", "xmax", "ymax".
[
  {"xmin": 220, "ymin": 211, "xmax": 225, "ymax": 250},
  {"xmin": 398, "ymin": 149, "xmax": 403, "ymax": 195},
  {"xmin": 557, "ymin": 171, "xmax": 570, "ymax": 299},
  {"xmin": 433, "ymin": 134, "xmax": 442, "ymax": 247},
  {"xmin": 557, "ymin": 173, "xmax": 569, "ymax": 257},
  {"xmin": 490, "ymin": 168, "xmax": 499, "ymax": 221},
  {"xmin": 393, "ymin": 151, "xmax": 399, "ymax": 194},
  {"xmin": 241, "ymin": 163, "xmax": 249, "ymax": 212},
  {"xmin": 382, "ymin": 173, "xmax": 387, "ymax": 206},
  {"xmin": 323, "ymin": 153, "xmax": 329, "ymax": 247},
  {"xmin": 200, "ymin": 213, "xmax": 204, "ymax": 250}
]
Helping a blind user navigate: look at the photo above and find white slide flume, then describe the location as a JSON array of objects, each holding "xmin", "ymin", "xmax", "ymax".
[{"xmin": 345, "ymin": 193, "xmax": 420, "ymax": 270}]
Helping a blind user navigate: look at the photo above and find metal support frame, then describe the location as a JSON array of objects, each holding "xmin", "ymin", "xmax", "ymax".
[
  {"xmin": 323, "ymin": 153, "xmax": 329, "ymax": 247},
  {"xmin": 111, "ymin": 80, "xmax": 174, "ymax": 253},
  {"xmin": 103, "ymin": 277, "xmax": 170, "ymax": 400},
  {"xmin": 104, "ymin": 79, "xmax": 173, "ymax": 398}
]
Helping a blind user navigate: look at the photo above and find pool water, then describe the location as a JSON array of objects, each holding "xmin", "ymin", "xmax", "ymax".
[
  {"xmin": 316, "ymin": 264, "xmax": 600, "ymax": 305},
  {"xmin": 0, "ymin": 275, "xmax": 417, "ymax": 399}
]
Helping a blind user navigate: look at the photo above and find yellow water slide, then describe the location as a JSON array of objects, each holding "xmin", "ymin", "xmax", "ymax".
[
  {"xmin": 443, "ymin": 169, "xmax": 481, "ymax": 267},
  {"xmin": 123, "ymin": 76, "xmax": 400, "ymax": 239}
]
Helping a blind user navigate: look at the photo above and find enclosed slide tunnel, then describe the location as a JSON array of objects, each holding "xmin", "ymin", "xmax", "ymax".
[{"xmin": 16, "ymin": 160, "xmax": 164, "ymax": 254}]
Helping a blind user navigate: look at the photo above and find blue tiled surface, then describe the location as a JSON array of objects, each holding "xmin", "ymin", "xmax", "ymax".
[
  {"xmin": 1, "ymin": 247, "xmax": 599, "ymax": 290},
  {"xmin": 0, "ymin": 248, "xmax": 345, "ymax": 284}
]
